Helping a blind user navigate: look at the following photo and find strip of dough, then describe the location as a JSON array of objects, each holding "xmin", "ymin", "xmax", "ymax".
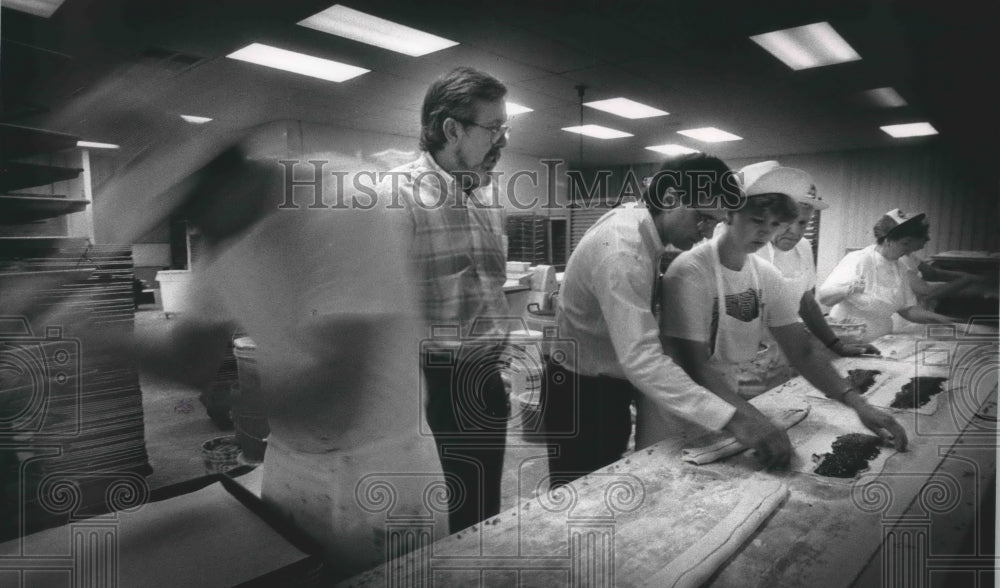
[
  {"xmin": 681, "ymin": 407, "xmax": 809, "ymax": 465},
  {"xmin": 642, "ymin": 479, "xmax": 789, "ymax": 588}
]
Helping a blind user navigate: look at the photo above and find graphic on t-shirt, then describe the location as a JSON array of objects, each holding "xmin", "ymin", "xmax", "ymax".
[
  {"xmin": 709, "ymin": 288, "xmax": 762, "ymax": 353},
  {"xmin": 722, "ymin": 288, "xmax": 761, "ymax": 322}
]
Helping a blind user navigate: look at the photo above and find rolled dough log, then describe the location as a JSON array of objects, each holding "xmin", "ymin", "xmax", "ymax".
[
  {"xmin": 682, "ymin": 405, "xmax": 810, "ymax": 465},
  {"xmin": 642, "ymin": 479, "xmax": 789, "ymax": 588}
]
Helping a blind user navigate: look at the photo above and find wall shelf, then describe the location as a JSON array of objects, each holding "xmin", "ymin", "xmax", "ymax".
[
  {"xmin": 0, "ymin": 161, "xmax": 83, "ymax": 192},
  {"xmin": 0, "ymin": 123, "xmax": 80, "ymax": 159},
  {"xmin": 0, "ymin": 194, "xmax": 90, "ymax": 224}
]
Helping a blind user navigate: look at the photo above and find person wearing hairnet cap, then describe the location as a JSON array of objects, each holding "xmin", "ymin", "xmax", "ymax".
[
  {"xmin": 742, "ymin": 163, "xmax": 879, "ymax": 390},
  {"xmin": 656, "ymin": 168, "xmax": 908, "ymax": 461},
  {"xmin": 95, "ymin": 134, "xmax": 447, "ymax": 580},
  {"xmin": 817, "ymin": 208, "xmax": 958, "ymax": 342}
]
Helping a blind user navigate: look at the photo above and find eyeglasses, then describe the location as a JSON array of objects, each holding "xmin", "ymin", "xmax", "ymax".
[
  {"xmin": 694, "ymin": 211, "xmax": 722, "ymax": 231},
  {"xmin": 455, "ymin": 118, "xmax": 510, "ymax": 144}
]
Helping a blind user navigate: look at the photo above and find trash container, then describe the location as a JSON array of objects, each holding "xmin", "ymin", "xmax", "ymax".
[
  {"xmin": 154, "ymin": 270, "xmax": 193, "ymax": 317},
  {"xmin": 202, "ymin": 436, "xmax": 241, "ymax": 474},
  {"xmin": 232, "ymin": 336, "xmax": 269, "ymax": 464},
  {"xmin": 502, "ymin": 329, "xmax": 544, "ymax": 440}
]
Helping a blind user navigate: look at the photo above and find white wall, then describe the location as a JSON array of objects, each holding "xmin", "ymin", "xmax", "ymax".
[{"xmin": 729, "ymin": 145, "xmax": 998, "ymax": 285}]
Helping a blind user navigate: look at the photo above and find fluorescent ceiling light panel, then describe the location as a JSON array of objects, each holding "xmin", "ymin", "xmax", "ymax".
[
  {"xmin": 298, "ymin": 5, "xmax": 458, "ymax": 57},
  {"xmin": 562, "ymin": 125, "xmax": 633, "ymax": 139},
  {"xmin": 3, "ymin": 0, "xmax": 66, "ymax": 18},
  {"xmin": 880, "ymin": 122, "xmax": 937, "ymax": 138},
  {"xmin": 677, "ymin": 127, "xmax": 742, "ymax": 142},
  {"xmin": 77, "ymin": 141, "xmax": 120, "ymax": 149},
  {"xmin": 584, "ymin": 97, "xmax": 668, "ymax": 119},
  {"xmin": 505, "ymin": 102, "xmax": 534, "ymax": 116},
  {"xmin": 227, "ymin": 43, "xmax": 369, "ymax": 82},
  {"xmin": 645, "ymin": 144, "xmax": 700, "ymax": 156},
  {"xmin": 751, "ymin": 22, "xmax": 861, "ymax": 70},
  {"xmin": 861, "ymin": 87, "xmax": 907, "ymax": 108},
  {"xmin": 180, "ymin": 115, "xmax": 213, "ymax": 124}
]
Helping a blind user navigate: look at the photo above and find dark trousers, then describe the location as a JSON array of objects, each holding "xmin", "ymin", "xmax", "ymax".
[
  {"xmin": 541, "ymin": 360, "xmax": 635, "ymax": 489},
  {"xmin": 422, "ymin": 347, "xmax": 508, "ymax": 534}
]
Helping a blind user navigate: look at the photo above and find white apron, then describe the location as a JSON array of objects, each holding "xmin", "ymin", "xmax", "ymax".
[
  {"xmin": 829, "ymin": 247, "xmax": 908, "ymax": 342},
  {"xmin": 708, "ymin": 243, "xmax": 768, "ymax": 397},
  {"xmin": 742, "ymin": 244, "xmax": 805, "ymax": 394},
  {"xmin": 643, "ymin": 244, "xmax": 767, "ymax": 446}
]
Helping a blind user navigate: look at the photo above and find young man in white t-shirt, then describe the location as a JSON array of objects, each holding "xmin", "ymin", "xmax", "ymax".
[{"xmin": 657, "ymin": 172, "xmax": 908, "ymax": 463}]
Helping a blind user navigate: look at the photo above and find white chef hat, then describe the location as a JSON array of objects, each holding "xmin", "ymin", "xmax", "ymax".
[{"xmin": 741, "ymin": 163, "xmax": 829, "ymax": 210}]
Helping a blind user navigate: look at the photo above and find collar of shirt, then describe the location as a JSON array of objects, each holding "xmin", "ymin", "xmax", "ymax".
[
  {"xmin": 635, "ymin": 205, "xmax": 668, "ymax": 263},
  {"xmin": 413, "ymin": 151, "xmax": 479, "ymax": 206}
]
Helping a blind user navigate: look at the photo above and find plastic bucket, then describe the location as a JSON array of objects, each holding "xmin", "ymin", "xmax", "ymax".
[
  {"xmin": 155, "ymin": 270, "xmax": 194, "ymax": 316},
  {"xmin": 502, "ymin": 330, "xmax": 544, "ymax": 398},
  {"xmin": 523, "ymin": 309, "xmax": 557, "ymax": 357},
  {"xmin": 232, "ymin": 337, "xmax": 269, "ymax": 463},
  {"xmin": 202, "ymin": 435, "xmax": 242, "ymax": 474},
  {"xmin": 503, "ymin": 330, "xmax": 545, "ymax": 440},
  {"xmin": 513, "ymin": 391, "xmax": 544, "ymax": 439}
]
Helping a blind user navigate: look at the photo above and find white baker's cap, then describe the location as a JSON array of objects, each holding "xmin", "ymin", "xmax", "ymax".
[{"xmin": 741, "ymin": 164, "xmax": 829, "ymax": 210}]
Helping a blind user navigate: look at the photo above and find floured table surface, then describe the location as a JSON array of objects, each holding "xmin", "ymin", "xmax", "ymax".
[
  {"xmin": 702, "ymin": 392, "xmax": 900, "ymax": 483},
  {"xmin": 675, "ymin": 394, "xmax": 811, "ymax": 465},
  {"xmin": 342, "ymin": 332, "xmax": 997, "ymax": 587},
  {"xmin": 801, "ymin": 355, "xmax": 952, "ymax": 415},
  {"xmin": 341, "ymin": 458, "xmax": 788, "ymax": 588}
]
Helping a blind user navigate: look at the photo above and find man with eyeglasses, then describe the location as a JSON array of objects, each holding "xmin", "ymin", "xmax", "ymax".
[
  {"xmin": 543, "ymin": 154, "xmax": 794, "ymax": 488},
  {"xmin": 377, "ymin": 67, "xmax": 511, "ymax": 534}
]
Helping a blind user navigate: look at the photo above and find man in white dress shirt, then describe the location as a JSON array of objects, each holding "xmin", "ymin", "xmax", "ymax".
[{"xmin": 543, "ymin": 154, "xmax": 793, "ymax": 487}]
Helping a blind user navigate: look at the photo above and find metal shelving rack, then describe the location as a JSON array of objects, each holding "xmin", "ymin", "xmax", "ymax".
[
  {"xmin": 506, "ymin": 213, "xmax": 548, "ymax": 265},
  {"xmin": 0, "ymin": 123, "xmax": 152, "ymax": 541}
]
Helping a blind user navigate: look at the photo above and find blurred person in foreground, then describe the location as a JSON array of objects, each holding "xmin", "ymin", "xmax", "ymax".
[
  {"xmin": 655, "ymin": 170, "xmax": 908, "ymax": 457},
  {"xmin": 99, "ymin": 135, "xmax": 446, "ymax": 580}
]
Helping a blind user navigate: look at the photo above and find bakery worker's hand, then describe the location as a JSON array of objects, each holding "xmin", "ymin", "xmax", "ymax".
[
  {"xmin": 724, "ymin": 406, "xmax": 792, "ymax": 470},
  {"xmin": 833, "ymin": 340, "xmax": 881, "ymax": 357},
  {"xmin": 848, "ymin": 276, "xmax": 867, "ymax": 294},
  {"xmin": 853, "ymin": 401, "xmax": 908, "ymax": 451}
]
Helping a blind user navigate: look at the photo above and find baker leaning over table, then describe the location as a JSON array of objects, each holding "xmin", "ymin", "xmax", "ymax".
[
  {"xmin": 651, "ymin": 169, "xmax": 908, "ymax": 456},
  {"xmin": 543, "ymin": 153, "xmax": 794, "ymax": 486},
  {"xmin": 737, "ymin": 162, "xmax": 879, "ymax": 394},
  {"xmin": 817, "ymin": 209, "xmax": 958, "ymax": 342}
]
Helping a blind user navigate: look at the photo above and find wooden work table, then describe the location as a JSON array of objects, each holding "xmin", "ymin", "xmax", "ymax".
[{"xmin": 342, "ymin": 326, "xmax": 997, "ymax": 587}]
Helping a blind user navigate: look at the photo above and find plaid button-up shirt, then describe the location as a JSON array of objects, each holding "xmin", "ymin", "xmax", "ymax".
[{"xmin": 383, "ymin": 152, "xmax": 509, "ymax": 344}]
